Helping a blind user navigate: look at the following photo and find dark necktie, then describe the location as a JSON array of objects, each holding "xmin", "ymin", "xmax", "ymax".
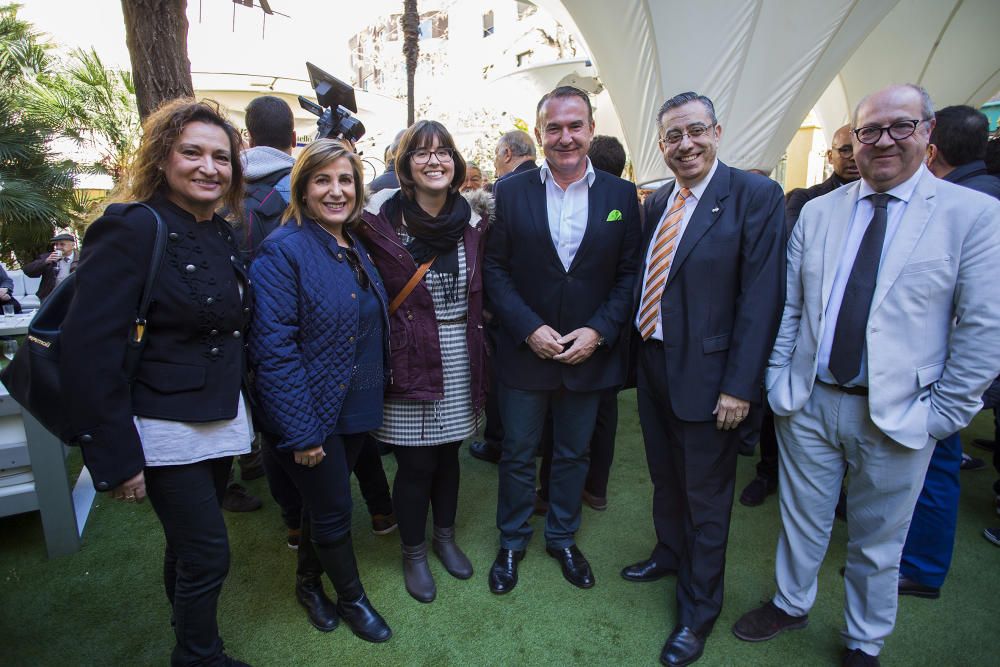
[{"xmin": 828, "ymin": 193, "xmax": 893, "ymax": 386}]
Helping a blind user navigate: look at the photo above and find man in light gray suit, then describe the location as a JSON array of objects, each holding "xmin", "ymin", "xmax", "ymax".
[{"xmin": 732, "ymin": 84, "xmax": 1000, "ymax": 667}]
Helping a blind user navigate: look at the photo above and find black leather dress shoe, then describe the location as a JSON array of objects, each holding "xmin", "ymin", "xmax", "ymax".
[
  {"xmin": 546, "ymin": 544, "xmax": 595, "ymax": 589},
  {"xmin": 621, "ymin": 557, "xmax": 676, "ymax": 582},
  {"xmin": 660, "ymin": 625, "xmax": 704, "ymax": 666},
  {"xmin": 488, "ymin": 548, "xmax": 525, "ymax": 594},
  {"xmin": 469, "ymin": 440, "xmax": 501, "ymax": 463},
  {"xmin": 897, "ymin": 576, "xmax": 940, "ymax": 599}
]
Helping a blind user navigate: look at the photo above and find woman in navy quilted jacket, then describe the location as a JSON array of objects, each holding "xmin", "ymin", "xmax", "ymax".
[{"xmin": 248, "ymin": 140, "xmax": 392, "ymax": 643}]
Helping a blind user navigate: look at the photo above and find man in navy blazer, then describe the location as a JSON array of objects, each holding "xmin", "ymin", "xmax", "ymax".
[
  {"xmin": 485, "ymin": 86, "xmax": 640, "ymax": 594},
  {"xmin": 623, "ymin": 92, "xmax": 786, "ymax": 666}
]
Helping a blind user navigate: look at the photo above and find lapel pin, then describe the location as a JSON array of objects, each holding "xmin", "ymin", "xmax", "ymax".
[{"xmin": 711, "ymin": 207, "xmax": 720, "ymax": 214}]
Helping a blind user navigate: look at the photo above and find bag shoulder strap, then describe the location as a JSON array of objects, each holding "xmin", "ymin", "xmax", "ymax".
[
  {"xmin": 388, "ymin": 258, "xmax": 434, "ymax": 316},
  {"xmin": 123, "ymin": 202, "xmax": 168, "ymax": 342}
]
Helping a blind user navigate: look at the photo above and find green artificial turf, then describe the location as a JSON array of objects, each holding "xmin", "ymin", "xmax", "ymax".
[{"xmin": 2, "ymin": 390, "xmax": 999, "ymax": 665}]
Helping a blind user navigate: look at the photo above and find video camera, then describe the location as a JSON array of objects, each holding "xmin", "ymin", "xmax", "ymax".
[{"xmin": 298, "ymin": 62, "xmax": 366, "ymax": 144}]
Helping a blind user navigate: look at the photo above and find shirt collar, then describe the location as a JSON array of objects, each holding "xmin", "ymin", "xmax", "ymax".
[
  {"xmin": 671, "ymin": 159, "xmax": 719, "ymax": 202},
  {"xmin": 858, "ymin": 163, "xmax": 926, "ymax": 204},
  {"xmin": 539, "ymin": 157, "xmax": 596, "ymax": 188}
]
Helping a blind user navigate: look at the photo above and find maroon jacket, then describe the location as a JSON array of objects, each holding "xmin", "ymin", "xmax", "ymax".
[{"xmin": 358, "ymin": 189, "xmax": 487, "ymax": 413}]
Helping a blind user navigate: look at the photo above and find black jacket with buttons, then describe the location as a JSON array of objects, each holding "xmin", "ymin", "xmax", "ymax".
[{"xmin": 60, "ymin": 196, "xmax": 249, "ymax": 491}]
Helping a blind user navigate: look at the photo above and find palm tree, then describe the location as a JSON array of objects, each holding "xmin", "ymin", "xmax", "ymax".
[
  {"xmin": 44, "ymin": 48, "xmax": 141, "ymax": 185},
  {"xmin": 0, "ymin": 4, "xmax": 76, "ymax": 265},
  {"xmin": 402, "ymin": 0, "xmax": 419, "ymax": 126}
]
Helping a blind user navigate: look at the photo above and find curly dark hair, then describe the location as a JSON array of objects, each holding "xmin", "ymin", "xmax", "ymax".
[{"xmin": 119, "ymin": 97, "xmax": 245, "ymax": 223}]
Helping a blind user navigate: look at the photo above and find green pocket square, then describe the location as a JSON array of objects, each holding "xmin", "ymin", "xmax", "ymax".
[{"xmin": 606, "ymin": 209, "xmax": 622, "ymax": 222}]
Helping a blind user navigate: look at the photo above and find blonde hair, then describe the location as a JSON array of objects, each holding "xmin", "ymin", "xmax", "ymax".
[
  {"xmin": 283, "ymin": 140, "xmax": 366, "ymax": 228},
  {"xmin": 118, "ymin": 97, "xmax": 245, "ymax": 222}
]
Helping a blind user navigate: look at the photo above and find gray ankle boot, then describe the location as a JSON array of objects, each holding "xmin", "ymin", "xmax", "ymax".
[
  {"xmin": 401, "ymin": 541, "xmax": 436, "ymax": 603},
  {"xmin": 432, "ymin": 525, "xmax": 474, "ymax": 579}
]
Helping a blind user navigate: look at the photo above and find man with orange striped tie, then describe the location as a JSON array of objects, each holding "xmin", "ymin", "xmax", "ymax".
[{"xmin": 622, "ymin": 92, "xmax": 786, "ymax": 667}]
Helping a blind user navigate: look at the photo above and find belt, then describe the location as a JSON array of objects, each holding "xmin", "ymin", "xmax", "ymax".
[{"xmin": 817, "ymin": 379, "xmax": 868, "ymax": 396}]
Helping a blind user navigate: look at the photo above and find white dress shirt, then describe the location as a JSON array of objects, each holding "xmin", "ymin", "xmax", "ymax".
[
  {"xmin": 817, "ymin": 164, "xmax": 928, "ymax": 387},
  {"xmin": 539, "ymin": 158, "xmax": 596, "ymax": 271},
  {"xmin": 635, "ymin": 159, "xmax": 719, "ymax": 340}
]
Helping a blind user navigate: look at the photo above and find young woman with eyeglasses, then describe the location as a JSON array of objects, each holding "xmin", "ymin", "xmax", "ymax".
[
  {"xmin": 357, "ymin": 120, "xmax": 488, "ymax": 603},
  {"xmin": 248, "ymin": 139, "xmax": 392, "ymax": 643}
]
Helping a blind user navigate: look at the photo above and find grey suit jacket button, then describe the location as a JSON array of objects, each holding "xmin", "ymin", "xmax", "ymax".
[{"xmin": 96, "ymin": 481, "xmax": 110, "ymax": 491}]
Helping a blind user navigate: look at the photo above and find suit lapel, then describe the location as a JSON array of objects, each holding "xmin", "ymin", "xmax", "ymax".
[
  {"xmin": 634, "ymin": 184, "xmax": 673, "ymax": 304},
  {"xmin": 871, "ymin": 172, "xmax": 936, "ymax": 312},
  {"xmin": 641, "ymin": 185, "xmax": 672, "ymax": 252},
  {"xmin": 527, "ymin": 175, "xmax": 563, "ymax": 272},
  {"xmin": 568, "ymin": 171, "xmax": 604, "ymax": 273},
  {"xmin": 666, "ymin": 164, "xmax": 730, "ymax": 287},
  {"xmin": 820, "ymin": 183, "xmax": 859, "ymax": 311}
]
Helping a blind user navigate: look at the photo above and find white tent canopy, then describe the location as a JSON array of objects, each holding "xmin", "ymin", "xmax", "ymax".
[{"xmin": 535, "ymin": 0, "xmax": 1000, "ymax": 186}]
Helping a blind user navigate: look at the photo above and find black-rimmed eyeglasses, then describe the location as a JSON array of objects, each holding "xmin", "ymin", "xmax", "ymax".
[
  {"xmin": 660, "ymin": 123, "xmax": 716, "ymax": 146},
  {"xmin": 853, "ymin": 119, "xmax": 929, "ymax": 145},
  {"xmin": 832, "ymin": 145, "xmax": 854, "ymax": 158},
  {"xmin": 410, "ymin": 148, "xmax": 455, "ymax": 164}
]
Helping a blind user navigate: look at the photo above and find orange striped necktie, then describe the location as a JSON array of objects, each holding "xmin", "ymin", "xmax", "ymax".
[{"xmin": 638, "ymin": 187, "xmax": 691, "ymax": 340}]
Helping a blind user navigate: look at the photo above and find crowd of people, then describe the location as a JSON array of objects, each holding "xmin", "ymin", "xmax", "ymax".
[{"xmin": 48, "ymin": 79, "xmax": 1000, "ymax": 667}]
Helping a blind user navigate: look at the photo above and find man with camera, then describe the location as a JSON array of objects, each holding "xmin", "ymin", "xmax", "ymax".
[{"xmin": 23, "ymin": 232, "xmax": 78, "ymax": 302}]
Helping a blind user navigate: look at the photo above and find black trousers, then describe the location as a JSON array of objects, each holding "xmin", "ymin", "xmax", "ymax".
[
  {"xmin": 538, "ymin": 389, "xmax": 619, "ymax": 499},
  {"xmin": 392, "ymin": 442, "xmax": 461, "ymax": 546},
  {"xmin": 637, "ymin": 342, "xmax": 739, "ymax": 636},
  {"xmin": 261, "ymin": 432, "xmax": 392, "ymax": 530},
  {"xmin": 483, "ymin": 323, "xmax": 505, "ymax": 446},
  {"xmin": 144, "ymin": 456, "xmax": 233, "ymax": 667},
  {"xmin": 756, "ymin": 409, "xmax": 779, "ymax": 482},
  {"xmin": 269, "ymin": 433, "xmax": 365, "ymax": 544}
]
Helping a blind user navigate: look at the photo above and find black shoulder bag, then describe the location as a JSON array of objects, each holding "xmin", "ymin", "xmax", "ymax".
[{"xmin": 0, "ymin": 203, "xmax": 168, "ymax": 440}]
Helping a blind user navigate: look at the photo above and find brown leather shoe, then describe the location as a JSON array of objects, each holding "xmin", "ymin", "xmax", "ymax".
[
  {"xmin": 582, "ymin": 489, "xmax": 608, "ymax": 511},
  {"xmin": 432, "ymin": 525, "xmax": 473, "ymax": 579},
  {"xmin": 732, "ymin": 601, "xmax": 808, "ymax": 641},
  {"xmin": 401, "ymin": 541, "xmax": 436, "ymax": 603},
  {"xmin": 371, "ymin": 513, "xmax": 398, "ymax": 536}
]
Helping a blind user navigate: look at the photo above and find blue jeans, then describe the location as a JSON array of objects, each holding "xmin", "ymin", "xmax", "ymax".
[
  {"xmin": 496, "ymin": 384, "xmax": 600, "ymax": 549},
  {"xmin": 900, "ymin": 432, "xmax": 962, "ymax": 588}
]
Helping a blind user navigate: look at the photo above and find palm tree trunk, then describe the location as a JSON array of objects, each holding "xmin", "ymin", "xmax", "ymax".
[{"xmin": 402, "ymin": 0, "xmax": 419, "ymax": 126}]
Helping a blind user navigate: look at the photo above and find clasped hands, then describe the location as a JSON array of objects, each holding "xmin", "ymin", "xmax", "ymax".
[{"xmin": 527, "ymin": 325, "xmax": 601, "ymax": 366}]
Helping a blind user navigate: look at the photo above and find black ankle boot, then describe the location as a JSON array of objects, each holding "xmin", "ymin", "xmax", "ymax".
[
  {"xmin": 295, "ymin": 574, "xmax": 338, "ymax": 632},
  {"xmin": 314, "ymin": 533, "xmax": 392, "ymax": 643},
  {"xmin": 295, "ymin": 514, "xmax": 337, "ymax": 631}
]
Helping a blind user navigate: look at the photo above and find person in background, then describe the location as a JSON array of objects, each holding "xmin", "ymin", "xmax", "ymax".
[
  {"xmin": 462, "ymin": 162, "xmax": 484, "ymax": 192},
  {"xmin": 739, "ymin": 124, "xmax": 861, "ymax": 510},
  {"xmin": 358, "ymin": 120, "xmax": 487, "ymax": 603},
  {"xmin": 469, "ymin": 129, "xmax": 539, "ymax": 465},
  {"xmin": 23, "ymin": 232, "xmax": 78, "ymax": 302},
  {"xmin": 249, "ymin": 139, "xmax": 393, "ymax": 642},
  {"xmin": 0, "ymin": 264, "xmax": 22, "ymax": 313},
  {"xmin": 60, "ymin": 98, "xmax": 252, "ymax": 667},
  {"xmin": 783, "ymin": 124, "xmax": 860, "ymax": 234},
  {"xmin": 369, "ymin": 129, "xmax": 407, "ymax": 194},
  {"xmin": 898, "ymin": 104, "xmax": 1000, "ymax": 593}
]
